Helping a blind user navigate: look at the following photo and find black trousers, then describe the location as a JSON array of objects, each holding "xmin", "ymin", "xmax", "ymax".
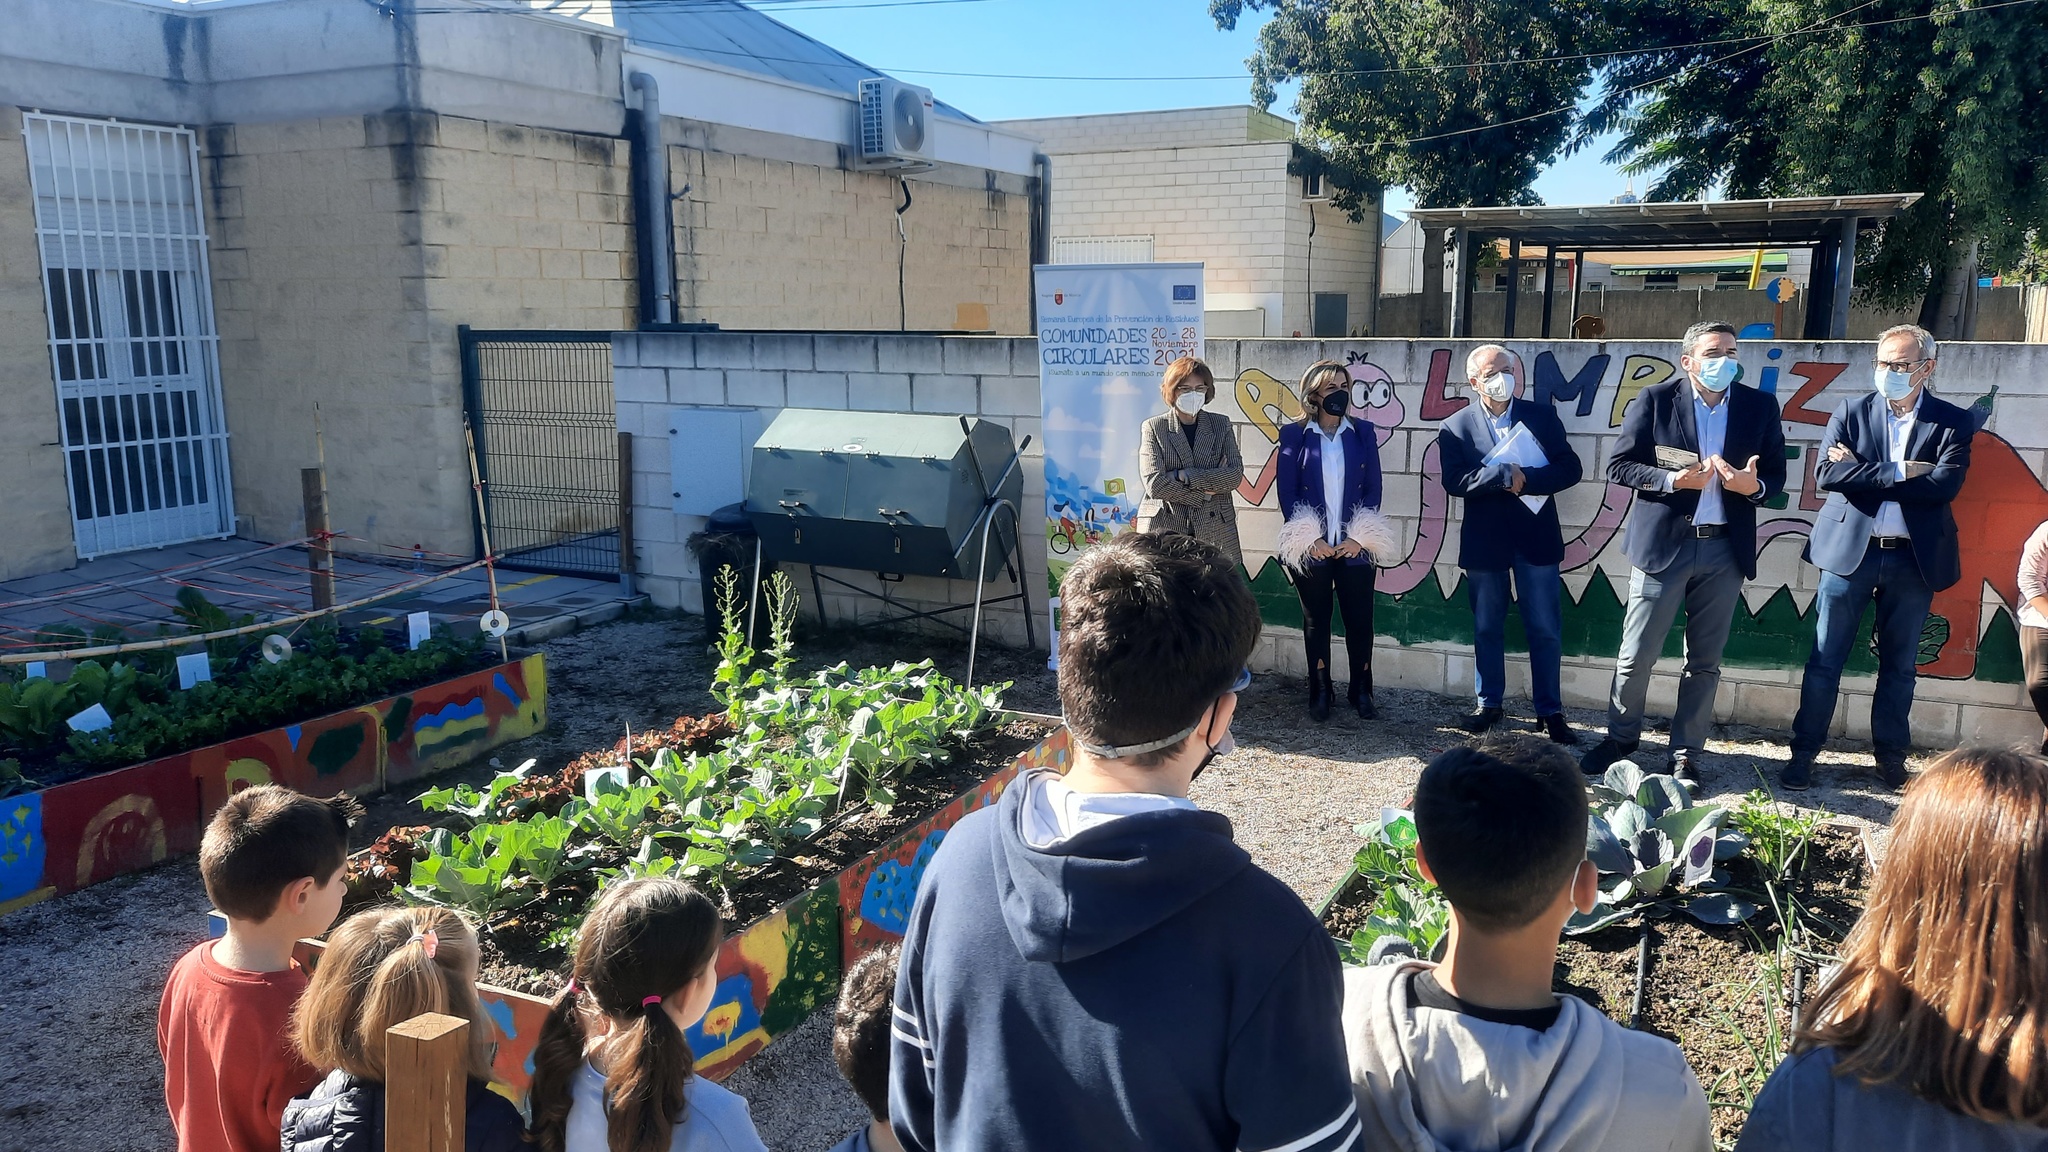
[
  {"xmin": 1292, "ymin": 559, "xmax": 1376, "ymax": 695},
  {"xmin": 2024, "ymin": 625, "xmax": 2048, "ymax": 753}
]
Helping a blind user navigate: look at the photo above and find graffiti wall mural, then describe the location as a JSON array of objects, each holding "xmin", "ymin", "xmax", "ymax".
[
  {"xmin": 1191, "ymin": 339, "xmax": 2046, "ymax": 744},
  {"xmin": 0, "ymin": 653, "xmax": 548, "ymax": 916}
]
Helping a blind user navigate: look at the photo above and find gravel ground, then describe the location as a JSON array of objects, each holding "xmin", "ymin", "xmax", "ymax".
[{"xmin": 0, "ymin": 610, "xmax": 1915, "ymax": 1152}]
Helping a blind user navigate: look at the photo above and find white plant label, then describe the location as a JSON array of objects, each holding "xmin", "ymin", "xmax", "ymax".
[
  {"xmin": 407, "ymin": 611, "xmax": 432, "ymax": 650},
  {"xmin": 176, "ymin": 652, "xmax": 213, "ymax": 690},
  {"xmin": 67, "ymin": 703, "xmax": 113, "ymax": 733}
]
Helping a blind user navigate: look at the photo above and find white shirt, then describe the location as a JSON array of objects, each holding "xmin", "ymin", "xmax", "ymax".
[
  {"xmin": 1482, "ymin": 400, "xmax": 1514, "ymax": 445},
  {"xmin": 1680, "ymin": 389, "xmax": 1730, "ymax": 526},
  {"xmin": 1874, "ymin": 392, "xmax": 1922, "ymax": 538},
  {"xmin": 1020, "ymin": 768, "xmax": 1196, "ymax": 848},
  {"xmin": 2019, "ymin": 521, "xmax": 2048, "ymax": 629},
  {"xmin": 1316, "ymin": 421, "xmax": 1347, "ymax": 545}
]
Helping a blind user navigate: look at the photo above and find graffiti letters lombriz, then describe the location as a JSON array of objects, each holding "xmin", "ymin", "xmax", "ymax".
[{"xmin": 1216, "ymin": 345, "xmax": 2043, "ymax": 685}]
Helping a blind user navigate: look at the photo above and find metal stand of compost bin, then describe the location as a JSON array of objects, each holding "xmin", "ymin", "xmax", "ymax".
[{"xmin": 749, "ymin": 421, "xmax": 1035, "ymax": 688}]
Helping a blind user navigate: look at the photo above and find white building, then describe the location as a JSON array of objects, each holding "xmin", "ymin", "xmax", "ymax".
[{"xmin": 996, "ymin": 107, "xmax": 1384, "ymax": 339}]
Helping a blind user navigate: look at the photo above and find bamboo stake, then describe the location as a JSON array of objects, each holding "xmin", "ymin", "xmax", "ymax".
[{"xmin": 463, "ymin": 415, "xmax": 507, "ymax": 664}]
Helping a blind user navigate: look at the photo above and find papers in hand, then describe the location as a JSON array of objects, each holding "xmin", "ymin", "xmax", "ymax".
[
  {"xmin": 1482, "ymin": 422, "xmax": 1552, "ymax": 513},
  {"xmin": 1655, "ymin": 445, "xmax": 1703, "ymax": 470}
]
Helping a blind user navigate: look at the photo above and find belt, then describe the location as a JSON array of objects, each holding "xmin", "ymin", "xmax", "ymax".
[
  {"xmin": 1874, "ymin": 535, "xmax": 1910, "ymax": 550},
  {"xmin": 1688, "ymin": 523, "xmax": 1726, "ymax": 539}
]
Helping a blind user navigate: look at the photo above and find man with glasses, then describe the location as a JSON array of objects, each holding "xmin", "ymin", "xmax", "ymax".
[
  {"xmin": 1781, "ymin": 324, "xmax": 1972, "ymax": 792},
  {"xmin": 1582, "ymin": 321, "xmax": 1786, "ymax": 782}
]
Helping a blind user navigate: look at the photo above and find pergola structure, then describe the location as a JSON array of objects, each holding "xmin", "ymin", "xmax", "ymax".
[{"xmin": 1405, "ymin": 193, "xmax": 1923, "ymax": 340}]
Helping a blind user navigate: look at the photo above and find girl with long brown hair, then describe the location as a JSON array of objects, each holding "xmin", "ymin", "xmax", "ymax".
[
  {"xmin": 283, "ymin": 906, "xmax": 524, "ymax": 1152},
  {"xmin": 527, "ymin": 877, "xmax": 768, "ymax": 1152},
  {"xmin": 1737, "ymin": 747, "xmax": 2048, "ymax": 1150}
]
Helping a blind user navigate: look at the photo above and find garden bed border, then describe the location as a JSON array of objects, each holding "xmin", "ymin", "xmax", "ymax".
[{"xmin": 0, "ymin": 652, "xmax": 549, "ymax": 915}]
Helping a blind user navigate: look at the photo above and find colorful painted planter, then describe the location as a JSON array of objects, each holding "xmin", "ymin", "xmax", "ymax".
[
  {"xmin": 0, "ymin": 652, "xmax": 549, "ymax": 916},
  {"xmin": 456, "ymin": 726, "xmax": 1073, "ymax": 1094}
]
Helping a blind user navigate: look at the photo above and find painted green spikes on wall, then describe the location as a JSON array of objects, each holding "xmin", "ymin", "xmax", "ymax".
[{"xmin": 1240, "ymin": 559, "xmax": 2022, "ymax": 685}]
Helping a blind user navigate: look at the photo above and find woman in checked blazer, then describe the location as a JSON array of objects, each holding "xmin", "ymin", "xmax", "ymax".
[{"xmin": 1137, "ymin": 357, "xmax": 1245, "ymax": 569}]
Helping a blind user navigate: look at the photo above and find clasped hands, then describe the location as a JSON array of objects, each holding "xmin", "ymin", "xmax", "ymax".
[
  {"xmin": 1825, "ymin": 442, "xmax": 1933, "ymax": 478},
  {"xmin": 1671, "ymin": 454, "xmax": 1764, "ymax": 496},
  {"xmin": 1307, "ymin": 539, "xmax": 1365, "ymax": 561}
]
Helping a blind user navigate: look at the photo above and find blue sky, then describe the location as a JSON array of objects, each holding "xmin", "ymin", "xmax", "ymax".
[{"xmin": 766, "ymin": 0, "xmax": 1633, "ymax": 216}]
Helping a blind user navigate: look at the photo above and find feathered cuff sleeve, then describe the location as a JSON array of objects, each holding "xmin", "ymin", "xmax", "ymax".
[
  {"xmin": 1276, "ymin": 509, "xmax": 1325, "ymax": 571},
  {"xmin": 1345, "ymin": 508, "xmax": 1402, "ymax": 567}
]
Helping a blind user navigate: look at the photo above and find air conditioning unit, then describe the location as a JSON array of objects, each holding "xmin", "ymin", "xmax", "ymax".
[{"xmin": 859, "ymin": 77, "xmax": 935, "ymax": 167}]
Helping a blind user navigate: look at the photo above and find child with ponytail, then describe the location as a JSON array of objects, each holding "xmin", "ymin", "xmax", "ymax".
[
  {"xmin": 283, "ymin": 906, "xmax": 525, "ymax": 1152},
  {"xmin": 528, "ymin": 878, "xmax": 769, "ymax": 1152}
]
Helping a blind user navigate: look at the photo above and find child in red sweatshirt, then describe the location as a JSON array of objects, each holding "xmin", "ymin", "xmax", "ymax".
[{"xmin": 158, "ymin": 784, "xmax": 359, "ymax": 1152}]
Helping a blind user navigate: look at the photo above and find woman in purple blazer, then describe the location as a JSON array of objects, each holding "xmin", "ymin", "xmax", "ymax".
[{"xmin": 1276, "ymin": 360, "xmax": 1397, "ymax": 721}]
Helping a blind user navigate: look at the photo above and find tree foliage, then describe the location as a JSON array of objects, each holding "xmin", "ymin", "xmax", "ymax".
[
  {"xmin": 1211, "ymin": 0, "xmax": 1604, "ymax": 211},
  {"xmin": 1587, "ymin": 0, "xmax": 2048, "ymax": 305},
  {"xmin": 1218, "ymin": 0, "xmax": 2048, "ymax": 305}
]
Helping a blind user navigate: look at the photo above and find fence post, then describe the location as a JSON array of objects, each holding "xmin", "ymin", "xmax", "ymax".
[
  {"xmin": 386, "ymin": 1013, "xmax": 469, "ymax": 1152},
  {"xmin": 302, "ymin": 467, "xmax": 334, "ymax": 609},
  {"xmin": 618, "ymin": 430, "xmax": 636, "ymax": 596}
]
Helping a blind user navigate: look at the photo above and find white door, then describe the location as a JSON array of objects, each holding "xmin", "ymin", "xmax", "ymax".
[{"xmin": 24, "ymin": 113, "xmax": 233, "ymax": 558}]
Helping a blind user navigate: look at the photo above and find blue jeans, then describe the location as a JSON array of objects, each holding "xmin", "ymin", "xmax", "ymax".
[
  {"xmin": 1468, "ymin": 560, "xmax": 1563, "ymax": 715},
  {"xmin": 1791, "ymin": 545, "xmax": 1934, "ymax": 756}
]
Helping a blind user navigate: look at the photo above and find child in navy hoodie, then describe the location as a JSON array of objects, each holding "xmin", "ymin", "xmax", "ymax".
[{"xmin": 889, "ymin": 531, "xmax": 1360, "ymax": 1152}]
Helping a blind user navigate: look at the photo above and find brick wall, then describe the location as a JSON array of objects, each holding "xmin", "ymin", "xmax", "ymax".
[
  {"xmin": 204, "ymin": 112, "xmax": 634, "ymax": 558},
  {"xmin": 668, "ymin": 147, "xmax": 1029, "ymax": 334},
  {"xmin": 0, "ymin": 108, "xmax": 76, "ymax": 579},
  {"xmin": 621, "ymin": 332, "xmax": 2048, "ymax": 749}
]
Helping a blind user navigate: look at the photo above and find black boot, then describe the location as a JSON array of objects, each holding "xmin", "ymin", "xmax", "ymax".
[
  {"xmin": 1349, "ymin": 680, "xmax": 1376, "ymax": 720},
  {"xmin": 1308, "ymin": 668, "xmax": 1333, "ymax": 722}
]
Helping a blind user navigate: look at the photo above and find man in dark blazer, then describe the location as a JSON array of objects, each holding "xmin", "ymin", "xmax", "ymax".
[
  {"xmin": 1783, "ymin": 324, "xmax": 1972, "ymax": 792},
  {"xmin": 1582, "ymin": 321, "xmax": 1787, "ymax": 782},
  {"xmin": 1438, "ymin": 344, "xmax": 1585, "ymax": 743}
]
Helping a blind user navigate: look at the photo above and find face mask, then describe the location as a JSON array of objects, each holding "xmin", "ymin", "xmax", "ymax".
[
  {"xmin": 1874, "ymin": 366, "xmax": 1916, "ymax": 401},
  {"xmin": 1319, "ymin": 390, "xmax": 1350, "ymax": 418},
  {"xmin": 1174, "ymin": 390, "xmax": 1205, "ymax": 415},
  {"xmin": 1477, "ymin": 372, "xmax": 1513, "ymax": 403},
  {"xmin": 1695, "ymin": 355, "xmax": 1740, "ymax": 394}
]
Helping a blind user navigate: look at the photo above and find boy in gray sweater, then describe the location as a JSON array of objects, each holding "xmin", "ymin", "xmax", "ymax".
[{"xmin": 1342, "ymin": 734, "xmax": 1712, "ymax": 1152}]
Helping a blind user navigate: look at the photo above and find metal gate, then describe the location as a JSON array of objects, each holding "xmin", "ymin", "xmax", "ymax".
[
  {"xmin": 24, "ymin": 112, "xmax": 234, "ymax": 558},
  {"xmin": 458, "ymin": 327, "xmax": 619, "ymax": 577}
]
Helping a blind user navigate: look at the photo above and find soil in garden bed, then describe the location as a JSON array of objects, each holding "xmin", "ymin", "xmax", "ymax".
[
  {"xmin": 1323, "ymin": 826, "xmax": 1869, "ymax": 1148},
  {"xmin": 462, "ymin": 716, "xmax": 1052, "ymax": 996}
]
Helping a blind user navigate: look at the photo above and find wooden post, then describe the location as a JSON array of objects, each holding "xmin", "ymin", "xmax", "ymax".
[
  {"xmin": 386, "ymin": 1013, "xmax": 469, "ymax": 1152},
  {"xmin": 1504, "ymin": 238, "xmax": 1521, "ymax": 338},
  {"xmin": 617, "ymin": 430, "xmax": 636, "ymax": 595},
  {"xmin": 302, "ymin": 467, "xmax": 334, "ymax": 610},
  {"xmin": 1419, "ymin": 227, "xmax": 1446, "ymax": 338}
]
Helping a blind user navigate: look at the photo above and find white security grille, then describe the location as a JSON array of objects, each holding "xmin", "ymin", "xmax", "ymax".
[
  {"xmin": 1052, "ymin": 235, "xmax": 1156, "ymax": 265},
  {"xmin": 24, "ymin": 113, "xmax": 233, "ymax": 558}
]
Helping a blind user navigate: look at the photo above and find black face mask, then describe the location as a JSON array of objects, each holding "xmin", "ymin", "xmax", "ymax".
[{"xmin": 1319, "ymin": 391, "xmax": 1349, "ymax": 418}]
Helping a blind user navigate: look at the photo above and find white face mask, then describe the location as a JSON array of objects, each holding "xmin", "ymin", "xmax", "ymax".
[
  {"xmin": 1874, "ymin": 366, "xmax": 1916, "ymax": 402},
  {"xmin": 1174, "ymin": 390, "xmax": 1205, "ymax": 415},
  {"xmin": 1477, "ymin": 372, "xmax": 1513, "ymax": 403}
]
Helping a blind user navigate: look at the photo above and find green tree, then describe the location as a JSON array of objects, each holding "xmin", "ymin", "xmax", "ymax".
[
  {"xmin": 1586, "ymin": 0, "xmax": 2048, "ymax": 316},
  {"xmin": 1211, "ymin": 0, "xmax": 1603, "ymax": 211}
]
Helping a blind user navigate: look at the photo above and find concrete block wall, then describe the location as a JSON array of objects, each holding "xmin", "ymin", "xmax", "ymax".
[
  {"xmin": 205, "ymin": 111, "xmax": 634, "ymax": 558},
  {"xmin": 616, "ymin": 331, "xmax": 1046, "ymax": 650},
  {"xmin": 623, "ymin": 331, "xmax": 2048, "ymax": 750},
  {"xmin": 1001, "ymin": 107, "xmax": 1294, "ymax": 154},
  {"xmin": 668, "ymin": 146, "xmax": 1030, "ymax": 334},
  {"xmin": 1375, "ymin": 285, "xmax": 2030, "ymax": 344},
  {"xmin": 0, "ymin": 109, "xmax": 76, "ymax": 579}
]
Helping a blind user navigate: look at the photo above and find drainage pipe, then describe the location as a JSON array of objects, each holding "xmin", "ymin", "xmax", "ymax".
[
  {"xmin": 629, "ymin": 70, "xmax": 675, "ymax": 325},
  {"xmin": 1029, "ymin": 152, "xmax": 1051, "ymax": 332}
]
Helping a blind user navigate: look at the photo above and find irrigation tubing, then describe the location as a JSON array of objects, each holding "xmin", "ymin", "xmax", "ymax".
[{"xmin": 1628, "ymin": 926, "xmax": 1653, "ymax": 1031}]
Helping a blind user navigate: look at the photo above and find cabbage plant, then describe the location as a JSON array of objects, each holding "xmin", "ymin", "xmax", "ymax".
[{"xmin": 1568, "ymin": 760, "xmax": 1757, "ymax": 934}]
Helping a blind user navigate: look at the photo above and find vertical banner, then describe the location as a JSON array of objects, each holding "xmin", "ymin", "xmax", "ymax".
[{"xmin": 1034, "ymin": 263, "xmax": 1205, "ymax": 626}]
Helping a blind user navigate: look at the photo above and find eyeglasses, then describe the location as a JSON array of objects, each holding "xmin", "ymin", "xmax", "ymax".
[{"xmin": 1873, "ymin": 358, "xmax": 1929, "ymax": 373}]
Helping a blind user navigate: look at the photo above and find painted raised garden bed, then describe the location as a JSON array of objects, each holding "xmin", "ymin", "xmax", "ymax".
[
  {"xmin": 258, "ymin": 727, "xmax": 1069, "ymax": 1095},
  {"xmin": 1318, "ymin": 767, "xmax": 1870, "ymax": 1148},
  {"xmin": 0, "ymin": 651, "xmax": 547, "ymax": 915}
]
